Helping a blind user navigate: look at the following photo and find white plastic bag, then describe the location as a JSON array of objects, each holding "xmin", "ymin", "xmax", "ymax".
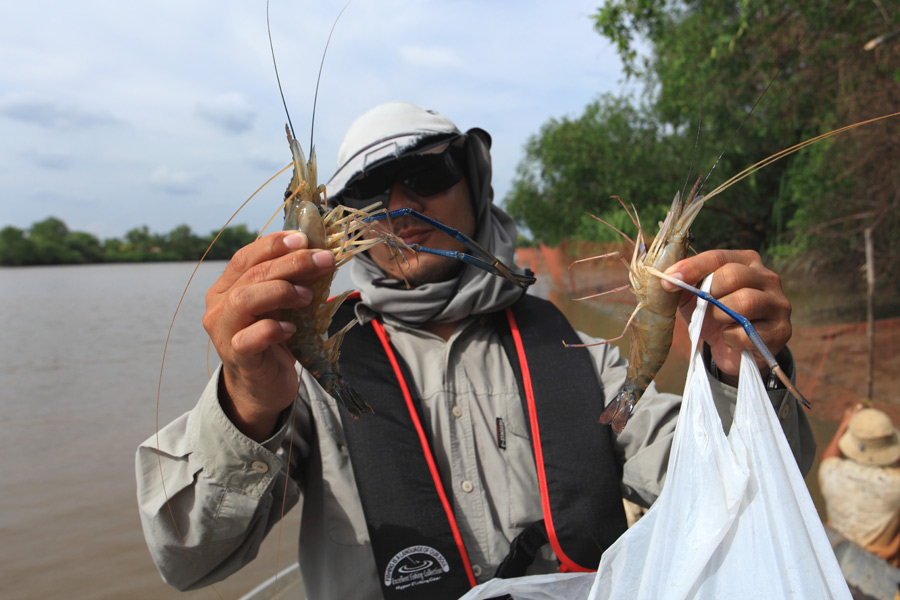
[
  {"xmin": 589, "ymin": 275, "xmax": 850, "ymax": 600},
  {"xmin": 458, "ymin": 572, "xmax": 596, "ymax": 600}
]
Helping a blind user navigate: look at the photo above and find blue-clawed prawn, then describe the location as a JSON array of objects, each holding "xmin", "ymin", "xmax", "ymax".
[{"xmin": 571, "ymin": 111, "xmax": 900, "ymax": 433}]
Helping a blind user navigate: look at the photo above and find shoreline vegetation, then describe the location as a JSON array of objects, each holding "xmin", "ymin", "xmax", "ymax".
[
  {"xmin": 0, "ymin": 217, "xmax": 258, "ymax": 266},
  {"xmin": 6, "ymin": 218, "xmax": 895, "ymax": 428}
]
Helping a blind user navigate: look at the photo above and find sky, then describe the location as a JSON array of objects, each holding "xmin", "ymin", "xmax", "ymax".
[{"xmin": 0, "ymin": 0, "xmax": 636, "ymax": 240}]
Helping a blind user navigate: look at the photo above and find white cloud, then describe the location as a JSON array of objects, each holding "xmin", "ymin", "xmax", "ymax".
[
  {"xmin": 397, "ymin": 45, "xmax": 467, "ymax": 71},
  {"xmin": 22, "ymin": 149, "xmax": 77, "ymax": 170},
  {"xmin": 0, "ymin": 92, "xmax": 121, "ymax": 130},
  {"xmin": 195, "ymin": 92, "xmax": 257, "ymax": 135},
  {"xmin": 149, "ymin": 166, "xmax": 200, "ymax": 196}
]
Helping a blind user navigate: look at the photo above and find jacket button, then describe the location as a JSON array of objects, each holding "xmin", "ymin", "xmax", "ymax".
[
  {"xmin": 461, "ymin": 480, "xmax": 474, "ymax": 493},
  {"xmin": 251, "ymin": 461, "xmax": 269, "ymax": 474},
  {"xmin": 452, "ymin": 406, "xmax": 463, "ymax": 418},
  {"xmin": 779, "ymin": 401, "xmax": 791, "ymax": 420}
]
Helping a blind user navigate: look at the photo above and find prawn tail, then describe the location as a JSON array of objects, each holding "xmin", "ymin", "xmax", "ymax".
[
  {"xmin": 599, "ymin": 382, "xmax": 638, "ymax": 433},
  {"xmin": 319, "ymin": 373, "xmax": 373, "ymax": 418}
]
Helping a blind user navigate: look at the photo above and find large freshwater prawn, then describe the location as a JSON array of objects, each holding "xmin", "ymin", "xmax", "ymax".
[
  {"xmin": 242, "ymin": 0, "xmax": 536, "ymax": 418},
  {"xmin": 570, "ymin": 112, "xmax": 899, "ymax": 433},
  {"xmin": 278, "ymin": 124, "xmax": 402, "ymax": 417}
]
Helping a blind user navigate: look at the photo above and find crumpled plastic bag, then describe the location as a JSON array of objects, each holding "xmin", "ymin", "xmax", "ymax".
[{"xmin": 462, "ymin": 275, "xmax": 850, "ymax": 600}]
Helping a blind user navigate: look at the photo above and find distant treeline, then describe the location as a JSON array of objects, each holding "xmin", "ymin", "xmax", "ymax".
[{"xmin": 0, "ymin": 217, "xmax": 258, "ymax": 266}]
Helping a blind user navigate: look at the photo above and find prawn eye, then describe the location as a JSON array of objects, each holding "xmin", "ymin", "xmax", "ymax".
[{"xmin": 284, "ymin": 190, "xmax": 292, "ymax": 199}]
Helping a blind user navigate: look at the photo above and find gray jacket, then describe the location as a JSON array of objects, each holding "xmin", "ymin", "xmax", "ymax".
[{"xmin": 136, "ymin": 307, "xmax": 814, "ymax": 599}]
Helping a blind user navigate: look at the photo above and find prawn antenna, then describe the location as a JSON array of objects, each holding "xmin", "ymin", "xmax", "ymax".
[
  {"xmin": 679, "ymin": 73, "xmax": 704, "ymax": 204},
  {"xmin": 696, "ymin": 24, "xmax": 811, "ymax": 199},
  {"xmin": 310, "ymin": 0, "xmax": 354, "ymax": 152},
  {"xmin": 697, "ymin": 63, "xmax": 777, "ymax": 198},
  {"xmin": 267, "ymin": 0, "xmax": 296, "ymax": 141}
]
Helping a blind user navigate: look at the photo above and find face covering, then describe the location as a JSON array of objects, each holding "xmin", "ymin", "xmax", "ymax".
[{"xmin": 346, "ymin": 126, "xmax": 527, "ymax": 325}]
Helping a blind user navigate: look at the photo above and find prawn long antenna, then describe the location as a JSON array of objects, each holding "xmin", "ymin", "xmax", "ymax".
[
  {"xmin": 695, "ymin": 25, "xmax": 811, "ymax": 199},
  {"xmin": 697, "ymin": 60, "xmax": 782, "ymax": 199},
  {"xmin": 267, "ymin": 0, "xmax": 354, "ymax": 150},
  {"xmin": 310, "ymin": 0, "xmax": 354, "ymax": 151},
  {"xmin": 266, "ymin": 0, "xmax": 296, "ymax": 141},
  {"xmin": 679, "ymin": 74, "xmax": 704, "ymax": 204}
]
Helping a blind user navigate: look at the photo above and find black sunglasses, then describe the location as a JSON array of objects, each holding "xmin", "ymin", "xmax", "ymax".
[{"xmin": 339, "ymin": 149, "xmax": 465, "ymax": 209}]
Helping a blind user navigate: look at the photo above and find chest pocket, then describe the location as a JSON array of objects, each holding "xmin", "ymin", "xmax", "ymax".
[{"xmin": 501, "ymin": 390, "xmax": 544, "ymax": 529}]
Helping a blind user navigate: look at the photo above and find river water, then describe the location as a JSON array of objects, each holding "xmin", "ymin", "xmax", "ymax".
[
  {"xmin": 0, "ymin": 261, "xmax": 831, "ymax": 599},
  {"xmin": 0, "ymin": 262, "xmax": 336, "ymax": 600}
]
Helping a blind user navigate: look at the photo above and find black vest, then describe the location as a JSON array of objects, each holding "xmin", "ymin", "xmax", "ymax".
[{"xmin": 329, "ymin": 294, "xmax": 627, "ymax": 599}]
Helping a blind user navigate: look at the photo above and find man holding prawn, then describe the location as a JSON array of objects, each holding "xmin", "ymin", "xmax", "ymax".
[{"xmin": 137, "ymin": 102, "xmax": 814, "ymax": 599}]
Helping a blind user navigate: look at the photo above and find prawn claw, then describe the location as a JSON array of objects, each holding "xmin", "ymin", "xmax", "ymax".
[
  {"xmin": 600, "ymin": 383, "xmax": 638, "ymax": 433},
  {"xmin": 319, "ymin": 373, "xmax": 373, "ymax": 418}
]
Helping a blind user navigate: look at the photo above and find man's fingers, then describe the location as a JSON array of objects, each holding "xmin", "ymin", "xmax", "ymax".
[
  {"xmin": 228, "ymin": 280, "xmax": 313, "ymax": 326},
  {"xmin": 212, "ymin": 231, "xmax": 311, "ymax": 292},
  {"xmin": 662, "ymin": 249, "xmax": 763, "ymax": 292},
  {"xmin": 205, "ymin": 280, "xmax": 311, "ymax": 338},
  {"xmin": 707, "ymin": 285, "xmax": 787, "ymax": 323},
  {"xmin": 237, "ymin": 246, "xmax": 334, "ymax": 290},
  {"xmin": 231, "ymin": 319, "xmax": 296, "ymax": 362}
]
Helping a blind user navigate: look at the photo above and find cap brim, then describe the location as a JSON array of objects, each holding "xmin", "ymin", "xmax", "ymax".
[
  {"xmin": 839, "ymin": 430, "xmax": 900, "ymax": 466},
  {"xmin": 326, "ymin": 132, "xmax": 461, "ymax": 204}
]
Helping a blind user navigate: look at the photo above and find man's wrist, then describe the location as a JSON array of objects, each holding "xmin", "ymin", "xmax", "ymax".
[{"xmin": 703, "ymin": 343, "xmax": 791, "ymax": 389}]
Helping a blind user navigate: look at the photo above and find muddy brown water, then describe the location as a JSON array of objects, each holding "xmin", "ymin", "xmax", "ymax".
[{"xmin": 0, "ymin": 263, "xmax": 316, "ymax": 600}]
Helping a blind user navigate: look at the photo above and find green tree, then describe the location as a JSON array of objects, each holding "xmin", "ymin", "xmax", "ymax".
[
  {"xmin": 592, "ymin": 0, "xmax": 900, "ymax": 274},
  {"xmin": 0, "ymin": 226, "xmax": 36, "ymax": 265},
  {"xmin": 124, "ymin": 225, "xmax": 154, "ymax": 253},
  {"xmin": 506, "ymin": 94, "xmax": 680, "ymax": 247},
  {"xmin": 207, "ymin": 224, "xmax": 259, "ymax": 260},
  {"xmin": 29, "ymin": 217, "xmax": 75, "ymax": 264},
  {"xmin": 119, "ymin": 225, "xmax": 170, "ymax": 261},
  {"xmin": 101, "ymin": 236, "xmax": 127, "ymax": 261},
  {"xmin": 166, "ymin": 224, "xmax": 206, "ymax": 261},
  {"xmin": 64, "ymin": 231, "xmax": 103, "ymax": 263}
]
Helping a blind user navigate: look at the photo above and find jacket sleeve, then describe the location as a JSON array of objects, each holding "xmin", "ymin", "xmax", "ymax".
[
  {"xmin": 135, "ymin": 364, "xmax": 311, "ymax": 591},
  {"xmin": 576, "ymin": 331, "xmax": 816, "ymax": 508}
]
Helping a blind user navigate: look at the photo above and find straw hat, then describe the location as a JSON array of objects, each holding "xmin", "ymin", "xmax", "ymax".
[{"xmin": 839, "ymin": 408, "xmax": 900, "ymax": 466}]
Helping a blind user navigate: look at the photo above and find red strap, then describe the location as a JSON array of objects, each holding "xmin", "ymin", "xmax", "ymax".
[
  {"xmin": 505, "ymin": 307, "xmax": 591, "ymax": 573},
  {"xmin": 370, "ymin": 319, "xmax": 478, "ymax": 588},
  {"xmin": 326, "ymin": 290, "xmax": 361, "ymax": 303}
]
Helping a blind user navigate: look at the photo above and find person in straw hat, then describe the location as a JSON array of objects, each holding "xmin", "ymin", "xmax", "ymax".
[{"xmin": 820, "ymin": 404, "xmax": 900, "ymax": 566}]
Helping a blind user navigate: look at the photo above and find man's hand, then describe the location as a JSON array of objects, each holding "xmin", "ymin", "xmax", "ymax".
[
  {"xmin": 203, "ymin": 230, "xmax": 335, "ymax": 441},
  {"xmin": 661, "ymin": 249, "xmax": 792, "ymax": 384}
]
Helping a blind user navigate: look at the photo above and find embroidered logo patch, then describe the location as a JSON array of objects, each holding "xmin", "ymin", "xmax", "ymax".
[
  {"xmin": 384, "ymin": 545, "xmax": 450, "ymax": 590},
  {"xmin": 496, "ymin": 417, "xmax": 507, "ymax": 450}
]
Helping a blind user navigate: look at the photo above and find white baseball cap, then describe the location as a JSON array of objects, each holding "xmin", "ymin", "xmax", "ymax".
[{"xmin": 326, "ymin": 102, "xmax": 463, "ymax": 203}]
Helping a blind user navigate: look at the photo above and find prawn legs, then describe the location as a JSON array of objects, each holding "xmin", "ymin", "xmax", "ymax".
[{"xmin": 363, "ymin": 207, "xmax": 536, "ymax": 288}]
